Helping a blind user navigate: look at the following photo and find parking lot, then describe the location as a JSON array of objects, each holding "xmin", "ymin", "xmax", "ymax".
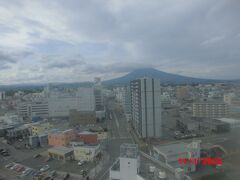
[{"xmin": 0, "ymin": 137, "xmax": 102, "ymax": 179}]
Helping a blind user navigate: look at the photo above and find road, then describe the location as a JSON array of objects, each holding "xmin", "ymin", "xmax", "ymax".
[{"xmin": 91, "ymin": 99, "xmax": 133, "ymax": 180}]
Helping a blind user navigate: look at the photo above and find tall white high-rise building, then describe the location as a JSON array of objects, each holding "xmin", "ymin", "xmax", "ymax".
[{"xmin": 130, "ymin": 78, "xmax": 162, "ymax": 138}]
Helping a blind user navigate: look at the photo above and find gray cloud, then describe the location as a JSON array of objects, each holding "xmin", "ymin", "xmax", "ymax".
[{"xmin": 0, "ymin": 0, "xmax": 240, "ymax": 84}]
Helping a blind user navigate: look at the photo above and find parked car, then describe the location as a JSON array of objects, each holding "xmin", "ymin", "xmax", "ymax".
[
  {"xmin": 80, "ymin": 170, "xmax": 88, "ymax": 177},
  {"xmin": 45, "ymin": 157, "xmax": 52, "ymax": 162},
  {"xmin": 13, "ymin": 164, "xmax": 21, "ymax": 171},
  {"xmin": 10, "ymin": 164, "xmax": 18, "ymax": 170},
  {"xmin": 5, "ymin": 162, "xmax": 14, "ymax": 169},
  {"xmin": 40, "ymin": 165, "xmax": 50, "ymax": 172},
  {"xmin": 22, "ymin": 168, "xmax": 33, "ymax": 175},
  {"xmin": 78, "ymin": 160, "xmax": 86, "ymax": 166},
  {"xmin": 33, "ymin": 154, "xmax": 41, "ymax": 158},
  {"xmin": 64, "ymin": 173, "xmax": 70, "ymax": 180},
  {"xmin": 16, "ymin": 166, "xmax": 25, "ymax": 173},
  {"xmin": 0, "ymin": 148, "xmax": 5, "ymax": 153},
  {"xmin": 2, "ymin": 152, "xmax": 10, "ymax": 156},
  {"xmin": 49, "ymin": 170, "xmax": 56, "ymax": 177}
]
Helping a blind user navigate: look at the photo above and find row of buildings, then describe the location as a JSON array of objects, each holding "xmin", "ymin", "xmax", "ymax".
[
  {"xmin": 17, "ymin": 79, "xmax": 105, "ymax": 121},
  {"xmin": 115, "ymin": 77, "xmax": 238, "ymax": 139},
  {"xmin": 27, "ymin": 123, "xmax": 104, "ymax": 162},
  {"xmin": 115, "ymin": 78, "xmax": 163, "ymax": 138}
]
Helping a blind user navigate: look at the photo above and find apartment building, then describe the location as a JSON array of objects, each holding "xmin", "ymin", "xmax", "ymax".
[
  {"xmin": 193, "ymin": 101, "xmax": 229, "ymax": 118},
  {"xmin": 17, "ymin": 100, "xmax": 49, "ymax": 119},
  {"xmin": 130, "ymin": 78, "xmax": 162, "ymax": 138}
]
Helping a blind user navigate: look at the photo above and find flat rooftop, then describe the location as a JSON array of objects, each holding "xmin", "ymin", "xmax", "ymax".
[
  {"xmin": 154, "ymin": 142, "xmax": 188, "ymax": 156},
  {"xmin": 48, "ymin": 146, "xmax": 73, "ymax": 155},
  {"xmin": 120, "ymin": 143, "xmax": 138, "ymax": 159},
  {"xmin": 217, "ymin": 118, "xmax": 240, "ymax": 124}
]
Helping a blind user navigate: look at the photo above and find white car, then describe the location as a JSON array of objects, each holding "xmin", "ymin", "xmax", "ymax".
[
  {"xmin": 40, "ymin": 165, "xmax": 50, "ymax": 172},
  {"xmin": 78, "ymin": 160, "xmax": 86, "ymax": 166}
]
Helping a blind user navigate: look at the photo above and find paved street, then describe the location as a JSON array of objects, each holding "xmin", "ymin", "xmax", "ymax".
[{"xmin": 93, "ymin": 99, "xmax": 133, "ymax": 180}]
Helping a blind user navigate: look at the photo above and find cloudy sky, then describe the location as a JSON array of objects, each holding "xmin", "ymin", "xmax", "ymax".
[{"xmin": 0, "ymin": 0, "xmax": 239, "ymax": 84}]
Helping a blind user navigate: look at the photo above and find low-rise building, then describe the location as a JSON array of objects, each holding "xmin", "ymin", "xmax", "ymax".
[
  {"xmin": 29, "ymin": 134, "xmax": 48, "ymax": 147},
  {"xmin": 72, "ymin": 142, "xmax": 100, "ymax": 161},
  {"xmin": 69, "ymin": 110, "xmax": 96, "ymax": 126},
  {"xmin": 89, "ymin": 126, "xmax": 108, "ymax": 140},
  {"xmin": 217, "ymin": 118, "xmax": 240, "ymax": 129},
  {"xmin": 48, "ymin": 129, "xmax": 76, "ymax": 146},
  {"xmin": 77, "ymin": 131, "xmax": 98, "ymax": 144},
  {"xmin": 193, "ymin": 101, "xmax": 229, "ymax": 118},
  {"xmin": 6, "ymin": 125, "xmax": 30, "ymax": 139},
  {"xmin": 48, "ymin": 146, "xmax": 74, "ymax": 161},
  {"xmin": 109, "ymin": 144, "xmax": 144, "ymax": 180},
  {"xmin": 153, "ymin": 141, "xmax": 201, "ymax": 173},
  {"xmin": 31, "ymin": 122, "xmax": 53, "ymax": 136}
]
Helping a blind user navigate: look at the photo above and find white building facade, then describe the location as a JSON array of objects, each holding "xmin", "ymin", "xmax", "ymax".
[
  {"xmin": 110, "ymin": 144, "xmax": 144, "ymax": 180},
  {"xmin": 48, "ymin": 87, "xmax": 95, "ymax": 117}
]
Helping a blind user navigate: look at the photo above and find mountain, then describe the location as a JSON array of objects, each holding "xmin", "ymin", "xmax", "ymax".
[{"xmin": 103, "ymin": 68, "xmax": 232, "ymax": 86}]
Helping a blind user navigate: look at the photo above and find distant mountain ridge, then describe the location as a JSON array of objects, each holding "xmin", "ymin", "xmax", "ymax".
[
  {"xmin": 0, "ymin": 68, "xmax": 238, "ymax": 90},
  {"xmin": 103, "ymin": 68, "xmax": 234, "ymax": 86}
]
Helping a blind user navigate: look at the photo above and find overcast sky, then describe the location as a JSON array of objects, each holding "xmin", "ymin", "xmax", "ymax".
[{"xmin": 0, "ymin": 0, "xmax": 240, "ymax": 84}]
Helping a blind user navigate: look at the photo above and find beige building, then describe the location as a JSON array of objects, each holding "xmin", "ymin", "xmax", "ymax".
[
  {"xmin": 31, "ymin": 122, "xmax": 53, "ymax": 136},
  {"xmin": 193, "ymin": 101, "xmax": 229, "ymax": 118},
  {"xmin": 72, "ymin": 142, "xmax": 100, "ymax": 161}
]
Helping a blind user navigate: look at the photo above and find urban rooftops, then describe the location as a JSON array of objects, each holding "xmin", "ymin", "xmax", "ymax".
[{"xmin": 120, "ymin": 143, "xmax": 138, "ymax": 159}]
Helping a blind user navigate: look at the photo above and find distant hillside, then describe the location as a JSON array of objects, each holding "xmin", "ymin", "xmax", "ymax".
[{"xmin": 103, "ymin": 68, "xmax": 232, "ymax": 86}]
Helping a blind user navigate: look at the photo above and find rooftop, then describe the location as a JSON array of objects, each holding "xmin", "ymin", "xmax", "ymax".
[
  {"xmin": 48, "ymin": 146, "xmax": 73, "ymax": 155},
  {"xmin": 120, "ymin": 143, "xmax": 138, "ymax": 159},
  {"xmin": 217, "ymin": 118, "xmax": 240, "ymax": 124},
  {"xmin": 154, "ymin": 142, "xmax": 188, "ymax": 156},
  {"xmin": 78, "ymin": 131, "xmax": 96, "ymax": 135}
]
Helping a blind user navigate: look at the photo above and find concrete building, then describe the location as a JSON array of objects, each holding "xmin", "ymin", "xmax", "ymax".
[
  {"xmin": 0, "ymin": 114, "xmax": 23, "ymax": 126},
  {"xmin": 94, "ymin": 77, "xmax": 104, "ymax": 111},
  {"xmin": 0, "ymin": 91, "xmax": 6, "ymax": 100},
  {"xmin": 114, "ymin": 86, "xmax": 132, "ymax": 121},
  {"xmin": 29, "ymin": 135, "xmax": 39, "ymax": 147},
  {"xmin": 72, "ymin": 142, "xmax": 100, "ymax": 161},
  {"xmin": 177, "ymin": 117, "xmax": 230, "ymax": 133},
  {"xmin": 216, "ymin": 118, "xmax": 240, "ymax": 129},
  {"xmin": 29, "ymin": 134, "xmax": 48, "ymax": 147},
  {"xmin": 109, "ymin": 144, "xmax": 144, "ymax": 180},
  {"xmin": 6, "ymin": 125, "xmax": 30, "ymax": 139},
  {"xmin": 224, "ymin": 93, "xmax": 236, "ymax": 105},
  {"xmin": 48, "ymin": 146, "xmax": 74, "ymax": 161},
  {"xmin": 48, "ymin": 87, "xmax": 95, "ymax": 117},
  {"xmin": 193, "ymin": 101, "xmax": 229, "ymax": 118},
  {"xmin": 130, "ymin": 78, "xmax": 162, "ymax": 138},
  {"xmin": 89, "ymin": 126, "xmax": 108, "ymax": 140},
  {"xmin": 69, "ymin": 110, "xmax": 96, "ymax": 126},
  {"xmin": 48, "ymin": 129, "xmax": 76, "ymax": 146},
  {"xmin": 153, "ymin": 141, "xmax": 201, "ymax": 173},
  {"xmin": 176, "ymin": 86, "xmax": 190, "ymax": 100},
  {"xmin": 17, "ymin": 100, "xmax": 49, "ymax": 119},
  {"xmin": 31, "ymin": 122, "xmax": 53, "ymax": 136},
  {"xmin": 38, "ymin": 134, "xmax": 48, "ymax": 147},
  {"xmin": 77, "ymin": 131, "xmax": 98, "ymax": 145}
]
